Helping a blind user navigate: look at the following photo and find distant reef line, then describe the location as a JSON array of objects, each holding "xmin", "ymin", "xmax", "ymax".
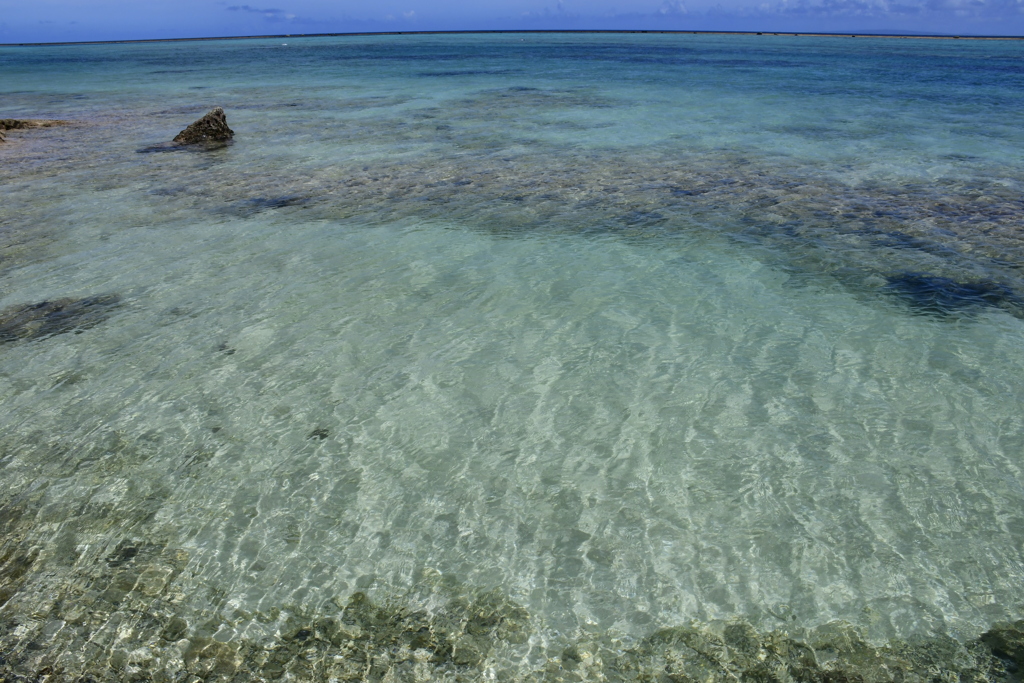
[{"xmin": 2, "ymin": 28, "xmax": 1023, "ymax": 47}]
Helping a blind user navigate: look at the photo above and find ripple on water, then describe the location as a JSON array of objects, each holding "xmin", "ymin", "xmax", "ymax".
[{"xmin": 2, "ymin": 33, "xmax": 1024, "ymax": 681}]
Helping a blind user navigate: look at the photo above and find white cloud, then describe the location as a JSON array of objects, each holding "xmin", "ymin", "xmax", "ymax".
[
  {"xmin": 225, "ymin": 5, "xmax": 299, "ymax": 21},
  {"xmin": 753, "ymin": 0, "xmax": 1024, "ymax": 18},
  {"xmin": 658, "ymin": 0, "xmax": 689, "ymax": 13}
]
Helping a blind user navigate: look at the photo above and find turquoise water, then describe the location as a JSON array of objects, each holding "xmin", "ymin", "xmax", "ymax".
[{"xmin": 2, "ymin": 33, "xmax": 1024, "ymax": 681}]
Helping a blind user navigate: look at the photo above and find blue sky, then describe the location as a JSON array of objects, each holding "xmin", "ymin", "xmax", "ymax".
[{"xmin": 0, "ymin": 0, "xmax": 1021, "ymax": 43}]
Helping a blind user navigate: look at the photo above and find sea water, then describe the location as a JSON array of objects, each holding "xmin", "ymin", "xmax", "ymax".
[{"xmin": 1, "ymin": 33, "xmax": 1024, "ymax": 681}]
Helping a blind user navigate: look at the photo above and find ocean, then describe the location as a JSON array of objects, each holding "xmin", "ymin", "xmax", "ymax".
[{"xmin": 2, "ymin": 32, "xmax": 1024, "ymax": 681}]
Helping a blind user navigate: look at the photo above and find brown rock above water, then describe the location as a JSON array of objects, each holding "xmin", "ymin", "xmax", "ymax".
[
  {"xmin": 0, "ymin": 118, "xmax": 70, "ymax": 142},
  {"xmin": 0, "ymin": 119, "xmax": 68, "ymax": 130},
  {"xmin": 172, "ymin": 107, "xmax": 234, "ymax": 145}
]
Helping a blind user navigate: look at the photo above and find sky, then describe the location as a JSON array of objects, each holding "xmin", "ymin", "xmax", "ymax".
[{"xmin": 0, "ymin": 0, "xmax": 1021, "ymax": 43}]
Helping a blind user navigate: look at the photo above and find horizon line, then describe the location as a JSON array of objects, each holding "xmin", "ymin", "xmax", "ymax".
[{"xmin": 3, "ymin": 28, "xmax": 1023, "ymax": 47}]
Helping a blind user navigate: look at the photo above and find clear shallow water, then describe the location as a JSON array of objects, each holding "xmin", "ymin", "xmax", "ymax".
[{"xmin": 2, "ymin": 33, "xmax": 1024, "ymax": 681}]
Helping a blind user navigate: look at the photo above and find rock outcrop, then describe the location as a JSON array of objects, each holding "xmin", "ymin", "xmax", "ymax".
[
  {"xmin": 0, "ymin": 118, "xmax": 69, "ymax": 142},
  {"xmin": 0, "ymin": 119, "xmax": 68, "ymax": 130},
  {"xmin": 172, "ymin": 107, "xmax": 234, "ymax": 145}
]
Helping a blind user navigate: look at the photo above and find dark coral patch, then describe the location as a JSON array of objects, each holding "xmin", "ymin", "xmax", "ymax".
[
  {"xmin": 883, "ymin": 274, "xmax": 1020, "ymax": 316},
  {"xmin": 214, "ymin": 195, "xmax": 312, "ymax": 217},
  {"xmin": 0, "ymin": 294, "xmax": 121, "ymax": 343}
]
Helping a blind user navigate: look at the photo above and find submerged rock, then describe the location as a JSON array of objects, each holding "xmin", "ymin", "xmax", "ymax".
[
  {"xmin": 981, "ymin": 620, "xmax": 1024, "ymax": 672},
  {"xmin": 226, "ymin": 194, "xmax": 311, "ymax": 217},
  {"xmin": 0, "ymin": 565, "xmax": 1019, "ymax": 683},
  {"xmin": 883, "ymin": 273, "xmax": 1021, "ymax": 316},
  {"xmin": 172, "ymin": 106, "xmax": 234, "ymax": 145},
  {"xmin": 0, "ymin": 294, "xmax": 121, "ymax": 343}
]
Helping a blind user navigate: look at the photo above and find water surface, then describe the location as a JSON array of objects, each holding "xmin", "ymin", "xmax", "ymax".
[{"xmin": 2, "ymin": 33, "xmax": 1024, "ymax": 681}]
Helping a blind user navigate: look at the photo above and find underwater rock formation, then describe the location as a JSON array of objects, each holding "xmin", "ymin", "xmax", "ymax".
[
  {"xmin": 882, "ymin": 273, "xmax": 1021, "ymax": 316},
  {"xmin": 9, "ymin": 96, "xmax": 1024, "ymax": 319},
  {"xmin": 0, "ymin": 486, "xmax": 1021, "ymax": 683},
  {"xmin": 0, "ymin": 294, "xmax": 121, "ymax": 343},
  {"xmin": 2, "ymin": 577, "xmax": 1023, "ymax": 683},
  {"xmin": 172, "ymin": 107, "xmax": 234, "ymax": 145},
  {"xmin": 229, "ymin": 194, "xmax": 311, "ymax": 217},
  {"xmin": 982, "ymin": 620, "xmax": 1024, "ymax": 672}
]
